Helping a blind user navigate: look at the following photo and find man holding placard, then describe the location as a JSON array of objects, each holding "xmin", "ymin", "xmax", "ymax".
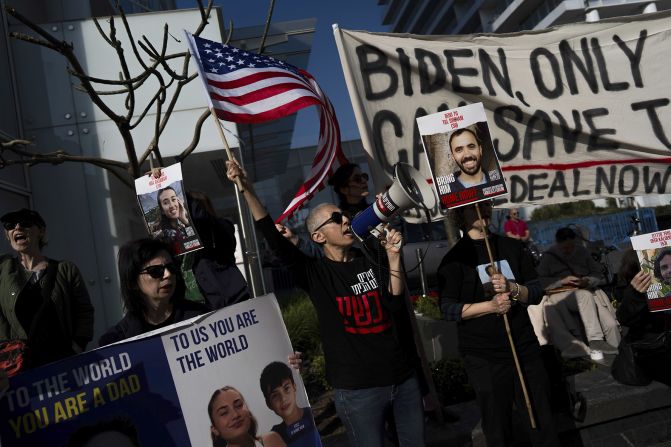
[{"xmin": 422, "ymin": 103, "xmax": 558, "ymax": 446}]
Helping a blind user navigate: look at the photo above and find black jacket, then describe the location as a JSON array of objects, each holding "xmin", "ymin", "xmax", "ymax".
[
  {"xmin": 99, "ymin": 299, "xmax": 208, "ymax": 346},
  {"xmin": 189, "ymin": 203, "xmax": 250, "ymax": 309}
]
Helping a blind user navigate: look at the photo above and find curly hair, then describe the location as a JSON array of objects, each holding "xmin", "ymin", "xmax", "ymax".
[{"xmin": 653, "ymin": 248, "xmax": 671, "ymax": 283}]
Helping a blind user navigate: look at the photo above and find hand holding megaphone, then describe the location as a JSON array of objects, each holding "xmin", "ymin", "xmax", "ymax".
[
  {"xmin": 370, "ymin": 223, "xmax": 403, "ymax": 253},
  {"xmin": 350, "ymin": 163, "xmax": 436, "ymax": 242}
]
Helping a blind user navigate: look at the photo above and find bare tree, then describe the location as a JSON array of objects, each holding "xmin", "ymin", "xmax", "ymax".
[{"xmin": 0, "ymin": 0, "xmax": 276, "ymax": 186}]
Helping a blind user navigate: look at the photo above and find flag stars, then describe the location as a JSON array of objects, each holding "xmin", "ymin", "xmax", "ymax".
[
  {"xmin": 215, "ymin": 53, "xmax": 223, "ymax": 58},
  {"xmin": 203, "ymin": 43, "xmax": 211, "ymax": 47},
  {"xmin": 229, "ymin": 64, "xmax": 237, "ymax": 69},
  {"xmin": 204, "ymin": 49, "xmax": 212, "ymax": 53},
  {"xmin": 232, "ymin": 48, "xmax": 240, "ymax": 53},
  {"xmin": 225, "ymin": 56, "xmax": 234, "ymax": 62},
  {"xmin": 237, "ymin": 59, "xmax": 245, "ymax": 65},
  {"xmin": 208, "ymin": 59, "xmax": 215, "ymax": 63},
  {"xmin": 248, "ymin": 63, "xmax": 255, "ymax": 67},
  {"xmin": 210, "ymin": 67, "xmax": 218, "ymax": 73}
]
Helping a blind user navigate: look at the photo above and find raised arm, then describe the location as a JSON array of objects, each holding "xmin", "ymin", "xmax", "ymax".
[
  {"xmin": 381, "ymin": 226, "xmax": 404, "ymax": 296},
  {"xmin": 225, "ymin": 159, "xmax": 309, "ymax": 282}
]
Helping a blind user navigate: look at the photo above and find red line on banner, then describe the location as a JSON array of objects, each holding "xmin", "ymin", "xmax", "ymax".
[{"xmin": 501, "ymin": 157, "xmax": 671, "ymax": 172}]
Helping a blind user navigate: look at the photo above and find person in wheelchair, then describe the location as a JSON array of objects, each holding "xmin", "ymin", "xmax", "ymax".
[{"xmin": 534, "ymin": 228, "xmax": 621, "ymax": 359}]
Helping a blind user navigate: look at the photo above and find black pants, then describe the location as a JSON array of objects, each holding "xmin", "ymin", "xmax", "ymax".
[{"xmin": 464, "ymin": 352, "xmax": 561, "ymax": 447}]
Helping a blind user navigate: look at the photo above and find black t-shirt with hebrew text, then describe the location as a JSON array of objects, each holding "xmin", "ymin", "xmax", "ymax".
[{"xmin": 256, "ymin": 215, "xmax": 413, "ymax": 389}]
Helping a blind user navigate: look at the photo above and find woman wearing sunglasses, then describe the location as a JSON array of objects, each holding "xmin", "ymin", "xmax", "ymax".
[
  {"xmin": 99, "ymin": 238, "xmax": 208, "ymax": 346},
  {"xmin": 0, "ymin": 208, "xmax": 94, "ymax": 371},
  {"xmin": 226, "ymin": 159, "xmax": 425, "ymax": 447},
  {"xmin": 327, "ymin": 163, "xmax": 370, "ymax": 217}
]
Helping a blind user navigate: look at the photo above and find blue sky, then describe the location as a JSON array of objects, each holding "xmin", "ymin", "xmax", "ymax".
[{"xmin": 177, "ymin": 0, "xmax": 390, "ymax": 148}]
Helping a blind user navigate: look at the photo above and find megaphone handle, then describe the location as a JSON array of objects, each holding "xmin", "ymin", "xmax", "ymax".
[{"xmin": 371, "ymin": 223, "xmax": 402, "ymax": 250}]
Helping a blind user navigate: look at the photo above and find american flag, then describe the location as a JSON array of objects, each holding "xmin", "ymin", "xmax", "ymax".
[{"xmin": 185, "ymin": 32, "xmax": 348, "ymax": 222}]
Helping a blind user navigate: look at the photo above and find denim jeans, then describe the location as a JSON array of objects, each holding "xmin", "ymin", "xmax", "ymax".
[{"xmin": 333, "ymin": 373, "xmax": 425, "ymax": 447}]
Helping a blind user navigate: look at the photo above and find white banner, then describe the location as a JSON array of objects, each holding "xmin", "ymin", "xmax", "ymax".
[{"xmin": 334, "ymin": 12, "xmax": 671, "ymax": 219}]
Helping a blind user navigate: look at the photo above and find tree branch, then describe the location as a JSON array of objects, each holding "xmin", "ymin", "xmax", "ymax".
[
  {"xmin": 176, "ymin": 110, "xmax": 210, "ymax": 161},
  {"xmin": 257, "ymin": 0, "xmax": 276, "ymax": 55}
]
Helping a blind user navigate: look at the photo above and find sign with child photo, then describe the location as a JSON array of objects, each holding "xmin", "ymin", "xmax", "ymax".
[{"xmin": 0, "ymin": 295, "xmax": 322, "ymax": 447}]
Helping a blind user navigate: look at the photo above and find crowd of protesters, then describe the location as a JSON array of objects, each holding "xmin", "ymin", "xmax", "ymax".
[{"xmin": 1, "ymin": 160, "xmax": 670, "ymax": 447}]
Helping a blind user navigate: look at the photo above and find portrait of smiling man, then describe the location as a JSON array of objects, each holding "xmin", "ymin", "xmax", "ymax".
[{"xmin": 448, "ymin": 125, "xmax": 491, "ymax": 192}]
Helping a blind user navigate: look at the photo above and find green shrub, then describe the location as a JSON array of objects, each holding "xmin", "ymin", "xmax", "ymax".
[
  {"xmin": 414, "ymin": 294, "xmax": 442, "ymax": 320},
  {"xmin": 304, "ymin": 353, "xmax": 330, "ymax": 391},
  {"xmin": 278, "ymin": 289, "xmax": 329, "ymax": 392},
  {"xmin": 280, "ymin": 290, "xmax": 321, "ymax": 354},
  {"xmin": 431, "ymin": 358, "xmax": 475, "ymax": 405}
]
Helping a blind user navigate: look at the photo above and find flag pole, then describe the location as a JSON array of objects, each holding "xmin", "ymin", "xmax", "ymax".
[
  {"xmin": 209, "ymin": 107, "xmax": 267, "ymax": 297},
  {"xmin": 475, "ymin": 202, "xmax": 537, "ymax": 429}
]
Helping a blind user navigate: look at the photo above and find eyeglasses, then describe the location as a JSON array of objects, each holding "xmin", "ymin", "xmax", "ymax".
[
  {"xmin": 348, "ymin": 173, "xmax": 369, "ymax": 184},
  {"xmin": 2, "ymin": 221, "xmax": 35, "ymax": 231},
  {"xmin": 140, "ymin": 263, "xmax": 178, "ymax": 279},
  {"xmin": 313, "ymin": 211, "xmax": 348, "ymax": 232}
]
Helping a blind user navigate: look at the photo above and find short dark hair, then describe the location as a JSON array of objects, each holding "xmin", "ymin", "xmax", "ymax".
[
  {"xmin": 67, "ymin": 417, "xmax": 140, "ymax": 447},
  {"xmin": 328, "ymin": 163, "xmax": 360, "ymax": 204},
  {"xmin": 555, "ymin": 227, "xmax": 577, "ymax": 243},
  {"xmin": 451, "ymin": 201, "xmax": 492, "ymax": 230},
  {"xmin": 117, "ymin": 238, "xmax": 185, "ymax": 317},
  {"xmin": 448, "ymin": 126, "xmax": 482, "ymax": 153},
  {"xmin": 259, "ymin": 361, "xmax": 295, "ymax": 400},
  {"xmin": 653, "ymin": 248, "xmax": 671, "ymax": 282}
]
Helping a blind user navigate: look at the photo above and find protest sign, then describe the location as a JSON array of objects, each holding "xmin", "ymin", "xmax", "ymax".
[
  {"xmin": 334, "ymin": 12, "xmax": 671, "ymax": 220},
  {"xmin": 417, "ymin": 102, "xmax": 507, "ymax": 208},
  {"xmin": 134, "ymin": 162, "xmax": 202, "ymax": 256},
  {"xmin": 0, "ymin": 295, "xmax": 322, "ymax": 447},
  {"xmin": 631, "ymin": 230, "xmax": 671, "ymax": 312}
]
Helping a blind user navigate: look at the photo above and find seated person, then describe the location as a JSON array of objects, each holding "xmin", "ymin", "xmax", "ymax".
[
  {"xmin": 260, "ymin": 361, "xmax": 320, "ymax": 447},
  {"xmin": 535, "ymin": 228, "xmax": 620, "ymax": 357}
]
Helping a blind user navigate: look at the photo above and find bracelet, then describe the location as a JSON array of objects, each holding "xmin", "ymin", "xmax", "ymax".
[{"xmin": 510, "ymin": 282, "xmax": 520, "ymax": 300}]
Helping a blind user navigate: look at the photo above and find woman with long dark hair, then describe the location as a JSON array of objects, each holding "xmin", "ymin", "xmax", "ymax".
[
  {"xmin": 156, "ymin": 186, "xmax": 191, "ymax": 251},
  {"xmin": 99, "ymin": 238, "xmax": 207, "ymax": 345}
]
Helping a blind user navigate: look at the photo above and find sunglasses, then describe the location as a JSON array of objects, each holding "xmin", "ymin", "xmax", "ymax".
[
  {"xmin": 313, "ymin": 211, "xmax": 348, "ymax": 232},
  {"xmin": 140, "ymin": 263, "xmax": 178, "ymax": 279},
  {"xmin": 3, "ymin": 221, "xmax": 36, "ymax": 231},
  {"xmin": 348, "ymin": 173, "xmax": 369, "ymax": 184}
]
